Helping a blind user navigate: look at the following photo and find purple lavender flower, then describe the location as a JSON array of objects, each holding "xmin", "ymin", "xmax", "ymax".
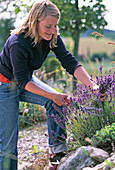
[
  {"xmin": 113, "ymin": 72, "xmax": 115, "ymax": 82},
  {"xmin": 61, "ymin": 134, "xmax": 66, "ymax": 139},
  {"xmin": 83, "ymin": 121, "xmax": 86, "ymax": 125},
  {"xmin": 90, "ymin": 74, "xmax": 93, "ymax": 80},
  {"xmin": 48, "ymin": 68, "xmax": 114, "ymax": 146},
  {"xmin": 113, "ymin": 112, "xmax": 115, "ymax": 115},
  {"xmin": 54, "ymin": 118, "xmax": 58, "ymax": 124},
  {"xmin": 72, "ymin": 138, "xmax": 76, "ymax": 142},
  {"xmin": 74, "ymin": 116, "xmax": 78, "ymax": 122},
  {"xmin": 99, "ymin": 108, "xmax": 102, "ymax": 113},
  {"xmin": 109, "ymin": 106, "xmax": 112, "ymax": 110},
  {"xmin": 72, "ymin": 92, "xmax": 76, "ymax": 97},
  {"xmin": 95, "ymin": 108, "xmax": 99, "ymax": 113},
  {"xmin": 95, "ymin": 75, "xmax": 99, "ymax": 85},
  {"xmin": 85, "ymin": 117, "xmax": 89, "ymax": 120},
  {"xmin": 60, "ymin": 123, "xmax": 65, "ymax": 129},
  {"xmin": 99, "ymin": 65, "xmax": 103, "ymax": 74},
  {"xmin": 82, "ymin": 126, "xmax": 85, "ymax": 130},
  {"xmin": 88, "ymin": 111, "xmax": 91, "ymax": 115},
  {"xmin": 51, "ymin": 113, "xmax": 55, "ymax": 117}
]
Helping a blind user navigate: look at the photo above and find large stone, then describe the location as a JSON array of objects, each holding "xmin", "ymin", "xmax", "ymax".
[
  {"xmin": 83, "ymin": 153, "xmax": 115, "ymax": 170},
  {"xmin": 57, "ymin": 146, "xmax": 109, "ymax": 170},
  {"xmin": 89, "ymin": 147, "xmax": 109, "ymax": 162}
]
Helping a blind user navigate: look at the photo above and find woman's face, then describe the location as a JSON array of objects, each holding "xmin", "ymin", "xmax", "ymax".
[{"xmin": 38, "ymin": 15, "xmax": 59, "ymax": 41}]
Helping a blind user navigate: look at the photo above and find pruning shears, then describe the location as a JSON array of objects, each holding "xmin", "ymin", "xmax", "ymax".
[{"xmin": 64, "ymin": 97, "xmax": 96, "ymax": 113}]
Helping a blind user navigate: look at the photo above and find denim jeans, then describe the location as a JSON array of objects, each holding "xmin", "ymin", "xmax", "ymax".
[{"xmin": 0, "ymin": 75, "xmax": 67, "ymax": 170}]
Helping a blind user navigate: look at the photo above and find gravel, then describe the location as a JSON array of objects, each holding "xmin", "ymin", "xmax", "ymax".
[{"xmin": 18, "ymin": 122, "xmax": 49, "ymax": 169}]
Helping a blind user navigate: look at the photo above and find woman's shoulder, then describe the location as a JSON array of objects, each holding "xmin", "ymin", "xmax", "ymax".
[{"xmin": 8, "ymin": 33, "xmax": 32, "ymax": 48}]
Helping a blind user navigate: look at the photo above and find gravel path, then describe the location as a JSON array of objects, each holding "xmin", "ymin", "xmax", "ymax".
[{"xmin": 18, "ymin": 122, "xmax": 49, "ymax": 169}]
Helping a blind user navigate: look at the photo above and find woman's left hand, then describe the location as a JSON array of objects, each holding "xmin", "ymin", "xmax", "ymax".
[{"xmin": 100, "ymin": 92, "xmax": 107, "ymax": 102}]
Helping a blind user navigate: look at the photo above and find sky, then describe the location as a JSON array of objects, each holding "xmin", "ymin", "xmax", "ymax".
[{"xmin": 103, "ymin": 0, "xmax": 115, "ymax": 31}]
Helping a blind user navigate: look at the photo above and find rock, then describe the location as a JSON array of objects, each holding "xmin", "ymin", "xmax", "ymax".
[
  {"xmin": 57, "ymin": 146, "xmax": 95, "ymax": 170},
  {"xmin": 18, "ymin": 124, "xmax": 114, "ymax": 170},
  {"xmin": 83, "ymin": 153, "xmax": 115, "ymax": 170},
  {"xmin": 57, "ymin": 146, "xmax": 110, "ymax": 170},
  {"xmin": 89, "ymin": 146, "xmax": 109, "ymax": 162}
]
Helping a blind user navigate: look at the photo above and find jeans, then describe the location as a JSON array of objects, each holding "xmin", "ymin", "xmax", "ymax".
[{"xmin": 0, "ymin": 75, "xmax": 67, "ymax": 170}]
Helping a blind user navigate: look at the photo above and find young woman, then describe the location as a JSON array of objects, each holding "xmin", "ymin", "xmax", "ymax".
[{"xmin": 0, "ymin": 0, "xmax": 99, "ymax": 169}]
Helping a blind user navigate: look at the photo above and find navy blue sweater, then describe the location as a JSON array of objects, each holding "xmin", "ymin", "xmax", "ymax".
[{"xmin": 0, "ymin": 33, "xmax": 80, "ymax": 89}]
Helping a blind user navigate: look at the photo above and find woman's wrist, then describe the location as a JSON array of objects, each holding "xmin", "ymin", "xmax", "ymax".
[{"xmin": 93, "ymin": 84, "xmax": 99, "ymax": 91}]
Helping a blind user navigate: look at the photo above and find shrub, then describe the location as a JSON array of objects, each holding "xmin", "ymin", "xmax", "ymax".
[
  {"xmin": 19, "ymin": 102, "xmax": 46, "ymax": 129},
  {"xmin": 91, "ymin": 123, "xmax": 115, "ymax": 154},
  {"xmin": 50, "ymin": 65, "xmax": 115, "ymax": 149},
  {"xmin": 91, "ymin": 52, "xmax": 109, "ymax": 62},
  {"xmin": 43, "ymin": 54, "xmax": 61, "ymax": 73}
]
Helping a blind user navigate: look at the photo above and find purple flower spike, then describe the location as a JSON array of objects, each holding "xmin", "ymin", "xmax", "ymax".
[
  {"xmin": 61, "ymin": 134, "xmax": 66, "ymax": 139},
  {"xmin": 99, "ymin": 65, "xmax": 103, "ymax": 74},
  {"xmin": 51, "ymin": 113, "xmax": 55, "ymax": 117}
]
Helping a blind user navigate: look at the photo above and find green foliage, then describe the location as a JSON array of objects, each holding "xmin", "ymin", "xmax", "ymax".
[
  {"xmin": 12, "ymin": 1, "xmax": 33, "ymax": 14},
  {"xmin": 93, "ymin": 123, "xmax": 115, "ymax": 143},
  {"xmin": 32, "ymin": 145, "xmax": 37, "ymax": 154},
  {"xmin": 91, "ymin": 52, "xmax": 109, "ymax": 62},
  {"xmin": 3, "ymin": 0, "xmax": 107, "ymax": 58},
  {"xmin": 105, "ymin": 159, "xmax": 115, "ymax": 169},
  {"xmin": 51, "ymin": 67, "xmax": 115, "ymax": 152},
  {"xmin": 43, "ymin": 54, "xmax": 61, "ymax": 73},
  {"xmin": 0, "ymin": 18, "xmax": 15, "ymax": 52},
  {"xmin": 111, "ymin": 52, "xmax": 115, "ymax": 59},
  {"xmin": 19, "ymin": 102, "xmax": 46, "ymax": 129},
  {"xmin": 0, "ymin": 0, "xmax": 32, "ymax": 14},
  {"xmin": 91, "ymin": 123, "xmax": 115, "ymax": 153},
  {"xmin": 52, "ymin": 0, "xmax": 107, "ymax": 57},
  {"xmin": 0, "ymin": 0, "xmax": 33, "ymax": 52}
]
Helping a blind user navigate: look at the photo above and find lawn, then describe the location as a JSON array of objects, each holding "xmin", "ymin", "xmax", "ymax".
[{"xmin": 80, "ymin": 60, "xmax": 112, "ymax": 76}]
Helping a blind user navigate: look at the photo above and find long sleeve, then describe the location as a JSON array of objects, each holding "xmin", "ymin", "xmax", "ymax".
[{"xmin": 52, "ymin": 35, "xmax": 81, "ymax": 75}]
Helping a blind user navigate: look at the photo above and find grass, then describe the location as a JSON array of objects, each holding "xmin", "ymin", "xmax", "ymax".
[
  {"xmin": 80, "ymin": 60, "xmax": 111, "ymax": 77},
  {"xmin": 62, "ymin": 36, "xmax": 114, "ymax": 81},
  {"xmin": 62, "ymin": 37, "xmax": 115, "ymax": 59},
  {"xmin": 79, "ymin": 37, "xmax": 115, "ymax": 58}
]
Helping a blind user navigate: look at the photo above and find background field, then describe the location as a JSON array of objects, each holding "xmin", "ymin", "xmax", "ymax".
[
  {"xmin": 62, "ymin": 37, "xmax": 115, "ymax": 59},
  {"xmin": 79, "ymin": 37, "xmax": 115, "ymax": 57},
  {"xmin": 61, "ymin": 36, "xmax": 115, "ymax": 79}
]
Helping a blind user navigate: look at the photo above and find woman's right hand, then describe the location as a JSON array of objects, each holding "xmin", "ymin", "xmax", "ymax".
[{"xmin": 52, "ymin": 93, "xmax": 69, "ymax": 106}]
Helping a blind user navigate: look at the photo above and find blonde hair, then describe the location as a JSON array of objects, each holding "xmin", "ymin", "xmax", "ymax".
[{"xmin": 11, "ymin": 0, "xmax": 60, "ymax": 48}]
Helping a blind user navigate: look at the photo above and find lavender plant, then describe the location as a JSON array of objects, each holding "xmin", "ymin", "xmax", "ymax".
[{"xmin": 51, "ymin": 66, "xmax": 115, "ymax": 147}]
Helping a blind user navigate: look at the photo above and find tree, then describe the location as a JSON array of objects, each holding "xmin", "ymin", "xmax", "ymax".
[
  {"xmin": 51, "ymin": 0, "xmax": 108, "ymax": 89},
  {"xmin": 0, "ymin": 0, "xmax": 15, "ymax": 51},
  {"xmin": 0, "ymin": 0, "xmax": 32, "ymax": 51},
  {"xmin": 51, "ymin": 0, "xmax": 108, "ymax": 58},
  {"xmin": 0, "ymin": 19, "xmax": 15, "ymax": 49},
  {"xmin": 1, "ymin": 0, "xmax": 107, "ymax": 58}
]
